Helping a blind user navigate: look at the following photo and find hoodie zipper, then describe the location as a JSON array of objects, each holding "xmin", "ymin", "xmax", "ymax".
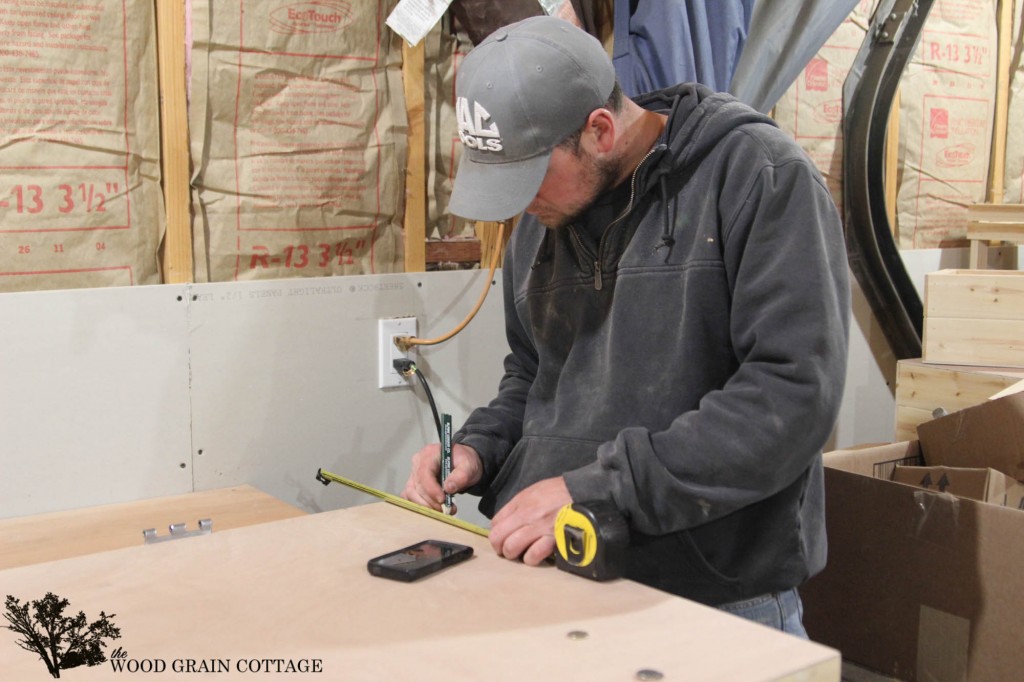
[{"xmin": 578, "ymin": 143, "xmax": 662, "ymax": 291}]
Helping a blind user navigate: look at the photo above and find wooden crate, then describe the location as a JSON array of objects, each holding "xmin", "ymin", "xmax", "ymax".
[
  {"xmin": 923, "ymin": 269, "xmax": 1024, "ymax": 367},
  {"xmin": 894, "ymin": 358, "xmax": 1024, "ymax": 440},
  {"xmin": 967, "ymin": 203, "xmax": 1024, "ymax": 269}
]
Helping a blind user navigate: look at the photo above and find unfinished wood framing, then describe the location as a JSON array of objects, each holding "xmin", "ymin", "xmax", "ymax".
[
  {"xmin": 151, "ymin": 10, "xmax": 502, "ymax": 279},
  {"xmin": 426, "ymin": 239, "xmax": 482, "ymax": 265},
  {"xmin": 987, "ymin": 0, "xmax": 1014, "ymax": 204},
  {"xmin": 140, "ymin": 4, "xmax": 1024, "ymax": 284},
  {"xmin": 156, "ymin": 0, "xmax": 193, "ymax": 284},
  {"xmin": 477, "ymin": 220, "xmax": 511, "ymax": 268},
  {"xmin": 153, "ymin": 10, "xmax": 438, "ymax": 280},
  {"xmin": 967, "ymin": 203, "xmax": 1024, "ymax": 237},
  {"xmin": 967, "ymin": 0, "xmax": 1018, "ymax": 270},
  {"xmin": 966, "ymin": 203, "xmax": 1024, "ymax": 268},
  {"xmin": 402, "ymin": 39, "xmax": 427, "ymax": 273},
  {"xmin": 422, "ymin": 221, "xmax": 511, "ymax": 268}
]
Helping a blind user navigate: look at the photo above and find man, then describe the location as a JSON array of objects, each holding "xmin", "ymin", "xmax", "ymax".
[{"xmin": 401, "ymin": 16, "xmax": 849, "ymax": 636}]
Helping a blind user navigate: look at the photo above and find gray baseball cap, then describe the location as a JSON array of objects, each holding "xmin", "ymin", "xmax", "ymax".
[{"xmin": 448, "ymin": 16, "xmax": 615, "ymax": 221}]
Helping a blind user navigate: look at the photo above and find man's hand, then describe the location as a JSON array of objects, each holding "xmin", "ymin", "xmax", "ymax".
[
  {"xmin": 489, "ymin": 477, "xmax": 572, "ymax": 566},
  {"xmin": 401, "ymin": 442, "xmax": 483, "ymax": 514}
]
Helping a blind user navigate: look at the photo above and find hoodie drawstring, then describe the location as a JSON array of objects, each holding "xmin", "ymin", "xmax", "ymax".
[
  {"xmin": 659, "ymin": 175, "xmax": 676, "ymax": 251},
  {"xmin": 531, "ymin": 229, "xmax": 554, "ymax": 269}
]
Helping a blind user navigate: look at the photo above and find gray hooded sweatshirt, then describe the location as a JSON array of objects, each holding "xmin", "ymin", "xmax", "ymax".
[{"xmin": 454, "ymin": 82, "xmax": 851, "ymax": 606}]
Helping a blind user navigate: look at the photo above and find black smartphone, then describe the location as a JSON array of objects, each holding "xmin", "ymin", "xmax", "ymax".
[{"xmin": 367, "ymin": 539, "xmax": 473, "ymax": 582}]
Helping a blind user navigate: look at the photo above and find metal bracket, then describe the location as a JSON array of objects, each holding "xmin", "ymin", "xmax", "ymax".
[
  {"xmin": 143, "ymin": 519, "xmax": 213, "ymax": 544},
  {"xmin": 874, "ymin": 9, "xmax": 909, "ymax": 45}
]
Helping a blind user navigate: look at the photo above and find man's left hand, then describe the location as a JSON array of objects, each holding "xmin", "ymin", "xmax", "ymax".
[{"xmin": 488, "ymin": 477, "xmax": 572, "ymax": 566}]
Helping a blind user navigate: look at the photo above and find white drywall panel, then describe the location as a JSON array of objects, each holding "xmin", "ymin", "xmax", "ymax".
[
  {"xmin": 832, "ymin": 268, "xmax": 898, "ymax": 450},
  {"xmin": 187, "ymin": 270, "xmax": 508, "ymax": 529},
  {"xmin": 3, "ymin": 247, "xmax": 1008, "ymax": 524},
  {"xmin": 0, "ymin": 284, "xmax": 193, "ymax": 519}
]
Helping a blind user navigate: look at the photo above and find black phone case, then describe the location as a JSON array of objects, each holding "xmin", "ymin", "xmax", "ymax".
[{"xmin": 367, "ymin": 539, "xmax": 473, "ymax": 582}]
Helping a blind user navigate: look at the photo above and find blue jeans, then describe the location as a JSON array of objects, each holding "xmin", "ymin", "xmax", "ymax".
[{"xmin": 716, "ymin": 588, "xmax": 808, "ymax": 638}]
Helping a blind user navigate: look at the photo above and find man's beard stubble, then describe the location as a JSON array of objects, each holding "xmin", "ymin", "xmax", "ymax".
[{"xmin": 539, "ymin": 148, "xmax": 626, "ymax": 230}]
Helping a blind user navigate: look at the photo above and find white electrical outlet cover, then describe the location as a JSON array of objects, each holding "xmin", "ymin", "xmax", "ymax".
[{"xmin": 378, "ymin": 317, "xmax": 417, "ymax": 389}]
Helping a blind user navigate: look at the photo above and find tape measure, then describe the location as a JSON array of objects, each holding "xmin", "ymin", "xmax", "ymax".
[
  {"xmin": 317, "ymin": 468, "xmax": 629, "ymax": 581},
  {"xmin": 554, "ymin": 501, "xmax": 629, "ymax": 581},
  {"xmin": 315, "ymin": 468, "xmax": 489, "ymax": 537}
]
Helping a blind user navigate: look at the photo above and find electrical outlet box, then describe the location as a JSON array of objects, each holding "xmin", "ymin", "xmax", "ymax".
[{"xmin": 378, "ymin": 317, "xmax": 417, "ymax": 389}]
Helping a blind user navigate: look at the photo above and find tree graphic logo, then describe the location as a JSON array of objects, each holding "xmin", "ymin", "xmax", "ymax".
[{"xmin": 4, "ymin": 592, "xmax": 121, "ymax": 678}]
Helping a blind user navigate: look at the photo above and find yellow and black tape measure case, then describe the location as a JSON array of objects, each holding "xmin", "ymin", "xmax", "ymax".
[{"xmin": 554, "ymin": 501, "xmax": 629, "ymax": 582}]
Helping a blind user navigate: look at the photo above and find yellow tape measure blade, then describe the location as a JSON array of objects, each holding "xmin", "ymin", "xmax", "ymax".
[{"xmin": 315, "ymin": 468, "xmax": 489, "ymax": 538}]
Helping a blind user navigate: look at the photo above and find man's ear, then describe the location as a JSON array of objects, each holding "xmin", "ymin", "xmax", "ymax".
[{"xmin": 583, "ymin": 108, "xmax": 616, "ymax": 155}]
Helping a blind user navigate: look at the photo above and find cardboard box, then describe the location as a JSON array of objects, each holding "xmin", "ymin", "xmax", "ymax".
[
  {"xmin": 916, "ymin": 391, "xmax": 1024, "ymax": 483},
  {"xmin": 891, "ymin": 465, "xmax": 1024, "ymax": 509},
  {"xmin": 923, "ymin": 269, "xmax": 1024, "ymax": 367},
  {"xmin": 894, "ymin": 358, "xmax": 1024, "ymax": 441},
  {"xmin": 802, "ymin": 397, "xmax": 1024, "ymax": 680}
]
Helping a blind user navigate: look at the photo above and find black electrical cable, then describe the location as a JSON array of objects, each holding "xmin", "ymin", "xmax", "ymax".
[
  {"xmin": 394, "ymin": 359, "xmax": 443, "ymax": 441},
  {"xmin": 414, "ymin": 367, "xmax": 443, "ymax": 442}
]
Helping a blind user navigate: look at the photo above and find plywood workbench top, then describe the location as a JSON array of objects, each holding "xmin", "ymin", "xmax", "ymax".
[
  {"xmin": 0, "ymin": 485, "xmax": 307, "ymax": 570},
  {"xmin": 0, "ymin": 501, "xmax": 839, "ymax": 681}
]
